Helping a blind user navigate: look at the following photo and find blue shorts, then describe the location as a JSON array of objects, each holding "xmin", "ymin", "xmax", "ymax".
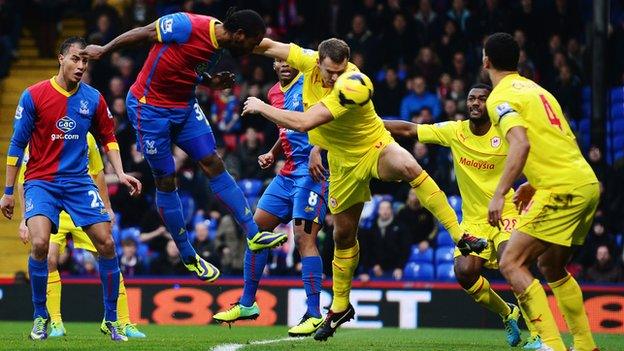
[
  {"xmin": 257, "ymin": 174, "xmax": 328, "ymax": 225},
  {"xmin": 126, "ymin": 93, "xmax": 216, "ymax": 178},
  {"xmin": 24, "ymin": 179, "xmax": 110, "ymax": 234}
]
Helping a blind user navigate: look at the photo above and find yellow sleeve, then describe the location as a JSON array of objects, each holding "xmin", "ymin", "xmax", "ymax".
[
  {"xmin": 319, "ymin": 88, "xmax": 349, "ymax": 119},
  {"xmin": 487, "ymin": 96, "xmax": 526, "ymax": 138},
  {"xmin": 17, "ymin": 146, "xmax": 29, "ymax": 184},
  {"xmin": 286, "ymin": 43, "xmax": 318, "ymax": 73},
  {"xmin": 87, "ymin": 133, "xmax": 104, "ymax": 176},
  {"xmin": 417, "ymin": 121, "xmax": 458, "ymax": 147}
]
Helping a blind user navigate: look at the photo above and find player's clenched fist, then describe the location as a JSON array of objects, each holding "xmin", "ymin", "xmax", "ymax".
[
  {"xmin": 118, "ymin": 173, "xmax": 142, "ymax": 197},
  {"xmin": 0, "ymin": 194, "xmax": 15, "ymax": 219},
  {"xmin": 242, "ymin": 97, "xmax": 266, "ymax": 115},
  {"xmin": 80, "ymin": 44, "xmax": 105, "ymax": 60},
  {"xmin": 258, "ymin": 152, "xmax": 275, "ymax": 169}
]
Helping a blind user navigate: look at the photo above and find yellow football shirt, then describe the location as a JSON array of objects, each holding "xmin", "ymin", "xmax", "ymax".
[
  {"xmin": 418, "ymin": 120, "xmax": 516, "ymax": 223},
  {"xmin": 18, "ymin": 133, "xmax": 104, "ymax": 183},
  {"xmin": 486, "ymin": 73, "xmax": 597, "ymax": 192}
]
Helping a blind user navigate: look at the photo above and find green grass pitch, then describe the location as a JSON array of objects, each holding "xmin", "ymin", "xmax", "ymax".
[{"xmin": 1, "ymin": 322, "xmax": 622, "ymax": 350}]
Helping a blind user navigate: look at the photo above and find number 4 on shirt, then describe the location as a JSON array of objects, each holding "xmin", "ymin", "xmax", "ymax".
[{"xmin": 539, "ymin": 94, "xmax": 562, "ymax": 131}]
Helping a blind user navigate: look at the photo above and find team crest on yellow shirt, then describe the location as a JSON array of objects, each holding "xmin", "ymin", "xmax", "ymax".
[
  {"xmin": 491, "ymin": 136, "xmax": 501, "ymax": 148},
  {"xmin": 329, "ymin": 197, "xmax": 338, "ymax": 209}
]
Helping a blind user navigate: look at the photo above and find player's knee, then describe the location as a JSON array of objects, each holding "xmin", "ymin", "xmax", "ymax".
[
  {"xmin": 294, "ymin": 230, "xmax": 317, "ymax": 255},
  {"xmin": 30, "ymin": 238, "xmax": 49, "ymax": 259},
  {"xmin": 401, "ymin": 159, "xmax": 422, "ymax": 181},
  {"xmin": 47, "ymin": 255, "xmax": 58, "ymax": 271},
  {"xmin": 333, "ymin": 227, "xmax": 356, "ymax": 248},
  {"xmin": 454, "ymin": 263, "xmax": 479, "ymax": 287},
  {"xmin": 95, "ymin": 236, "xmax": 116, "ymax": 258},
  {"xmin": 498, "ymin": 255, "xmax": 518, "ymax": 279},
  {"xmin": 198, "ymin": 153, "xmax": 225, "ymax": 177},
  {"xmin": 155, "ymin": 175, "xmax": 176, "ymax": 192},
  {"xmin": 537, "ymin": 256, "xmax": 567, "ymax": 282}
]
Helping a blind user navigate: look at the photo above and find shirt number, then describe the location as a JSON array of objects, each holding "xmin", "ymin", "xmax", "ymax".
[
  {"xmin": 308, "ymin": 191, "xmax": 318, "ymax": 207},
  {"xmin": 88, "ymin": 190, "xmax": 104, "ymax": 208},
  {"xmin": 539, "ymin": 94, "xmax": 562, "ymax": 131}
]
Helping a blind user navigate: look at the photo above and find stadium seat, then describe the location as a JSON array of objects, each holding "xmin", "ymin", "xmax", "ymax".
[
  {"xmin": 610, "ymin": 86, "xmax": 624, "ymax": 104},
  {"xmin": 436, "ymin": 263, "xmax": 456, "ymax": 281},
  {"xmin": 408, "ymin": 246, "xmax": 434, "ymax": 263},
  {"xmin": 582, "ymin": 86, "xmax": 591, "ymax": 103},
  {"xmin": 582, "ymin": 103, "xmax": 591, "ymax": 119},
  {"xmin": 448, "ymin": 195, "xmax": 462, "ymax": 214},
  {"xmin": 403, "ymin": 262, "xmax": 434, "ymax": 280},
  {"xmin": 609, "ymin": 119, "xmax": 624, "ymax": 134},
  {"xmin": 436, "ymin": 230, "xmax": 454, "ymax": 247},
  {"xmin": 579, "ymin": 118, "xmax": 590, "ymax": 133},
  {"xmin": 237, "ymin": 178, "xmax": 264, "ymax": 197},
  {"xmin": 434, "ymin": 246, "xmax": 456, "ymax": 264},
  {"xmin": 611, "ymin": 104, "xmax": 624, "ymax": 120}
]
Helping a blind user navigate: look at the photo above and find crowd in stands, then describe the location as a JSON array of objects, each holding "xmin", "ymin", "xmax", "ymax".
[{"xmin": 5, "ymin": 0, "xmax": 624, "ymax": 283}]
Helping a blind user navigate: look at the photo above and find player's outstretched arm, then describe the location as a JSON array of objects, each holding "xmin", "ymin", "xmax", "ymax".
[
  {"xmin": 242, "ymin": 97, "xmax": 333, "ymax": 132},
  {"xmin": 81, "ymin": 21, "xmax": 158, "ymax": 60},
  {"xmin": 383, "ymin": 120, "xmax": 419, "ymax": 140},
  {"xmin": 253, "ymin": 38, "xmax": 291, "ymax": 61},
  {"xmin": 488, "ymin": 126, "xmax": 530, "ymax": 227}
]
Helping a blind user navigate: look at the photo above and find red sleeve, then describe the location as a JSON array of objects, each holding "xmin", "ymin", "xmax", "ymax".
[{"xmin": 91, "ymin": 94, "xmax": 118, "ymax": 152}]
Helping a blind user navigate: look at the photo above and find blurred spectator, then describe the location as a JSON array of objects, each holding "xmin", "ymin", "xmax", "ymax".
[
  {"xmin": 437, "ymin": 73, "xmax": 452, "ymax": 100},
  {"xmin": 517, "ymin": 49, "xmax": 537, "ymax": 81},
  {"xmin": 374, "ymin": 67, "xmax": 405, "ymax": 117},
  {"xmin": 215, "ymin": 215, "xmax": 245, "ymax": 275},
  {"xmin": 437, "ymin": 19, "xmax": 467, "ymax": 68},
  {"xmin": 413, "ymin": 0, "xmax": 441, "ymax": 47},
  {"xmin": 119, "ymin": 238, "xmax": 144, "ymax": 277},
  {"xmin": 450, "ymin": 52, "xmax": 474, "ymax": 87},
  {"xmin": 553, "ymin": 65, "xmax": 582, "ymax": 121},
  {"xmin": 237, "ymin": 127, "xmax": 266, "ymax": 179},
  {"xmin": 413, "ymin": 141, "xmax": 436, "ymax": 175},
  {"xmin": 441, "ymin": 99, "xmax": 459, "ymax": 121},
  {"xmin": 193, "ymin": 221, "xmax": 217, "ymax": 264},
  {"xmin": 216, "ymin": 144, "xmax": 242, "ymax": 179},
  {"xmin": 400, "ymin": 76, "xmax": 441, "ymax": 121},
  {"xmin": 412, "ymin": 107, "xmax": 434, "ymax": 125},
  {"xmin": 577, "ymin": 219, "xmax": 619, "ymax": 267},
  {"xmin": 471, "ymin": 0, "xmax": 508, "ymax": 41},
  {"xmin": 87, "ymin": 0, "xmax": 120, "ymax": 35},
  {"xmin": 412, "ymin": 46, "xmax": 442, "ymax": 88},
  {"xmin": 448, "ymin": 78, "xmax": 467, "ymax": 113},
  {"xmin": 88, "ymin": 14, "xmax": 117, "ymax": 46},
  {"xmin": 359, "ymin": 201, "xmax": 403, "ymax": 281},
  {"xmin": 31, "ymin": 0, "xmax": 62, "ymax": 58},
  {"xmin": 210, "ymin": 88, "xmax": 241, "ymax": 141},
  {"xmin": 151, "ymin": 240, "xmax": 188, "ymax": 275},
  {"xmin": 345, "ymin": 14, "xmax": 377, "ymax": 71},
  {"xmin": 583, "ymin": 245, "xmax": 623, "ymax": 283},
  {"xmin": 396, "ymin": 189, "xmax": 436, "ymax": 258},
  {"xmin": 446, "ymin": 0, "xmax": 471, "ymax": 33},
  {"xmin": 0, "ymin": 0, "xmax": 16, "ymax": 78},
  {"xmin": 107, "ymin": 76, "xmax": 126, "ymax": 102},
  {"xmin": 380, "ymin": 13, "xmax": 416, "ymax": 67}
]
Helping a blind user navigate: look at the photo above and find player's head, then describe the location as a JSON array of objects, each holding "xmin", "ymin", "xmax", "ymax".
[
  {"xmin": 482, "ymin": 32, "xmax": 519, "ymax": 73},
  {"xmin": 466, "ymin": 83, "xmax": 492, "ymax": 123},
  {"xmin": 222, "ymin": 8, "xmax": 266, "ymax": 57},
  {"xmin": 273, "ymin": 58, "xmax": 299, "ymax": 86},
  {"xmin": 317, "ymin": 38, "xmax": 350, "ymax": 87},
  {"xmin": 58, "ymin": 37, "xmax": 88, "ymax": 84}
]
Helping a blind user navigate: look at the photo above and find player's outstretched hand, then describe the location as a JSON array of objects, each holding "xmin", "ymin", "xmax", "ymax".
[
  {"xmin": 0, "ymin": 194, "xmax": 15, "ymax": 219},
  {"xmin": 258, "ymin": 152, "xmax": 275, "ymax": 169},
  {"xmin": 119, "ymin": 173, "xmax": 142, "ymax": 197},
  {"xmin": 308, "ymin": 146, "xmax": 326, "ymax": 182},
  {"xmin": 487, "ymin": 193, "xmax": 505, "ymax": 229},
  {"xmin": 202, "ymin": 71, "xmax": 235, "ymax": 90},
  {"xmin": 513, "ymin": 182, "xmax": 535, "ymax": 214},
  {"xmin": 242, "ymin": 97, "xmax": 265, "ymax": 116},
  {"xmin": 19, "ymin": 218, "xmax": 29, "ymax": 244},
  {"xmin": 80, "ymin": 45, "xmax": 105, "ymax": 60}
]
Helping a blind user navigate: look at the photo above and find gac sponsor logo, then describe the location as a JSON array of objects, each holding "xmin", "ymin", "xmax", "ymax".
[
  {"xmin": 56, "ymin": 116, "xmax": 76, "ymax": 133},
  {"xmin": 459, "ymin": 157, "xmax": 495, "ymax": 170}
]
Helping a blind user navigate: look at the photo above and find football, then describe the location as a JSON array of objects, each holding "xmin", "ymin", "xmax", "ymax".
[{"xmin": 336, "ymin": 71, "xmax": 374, "ymax": 107}]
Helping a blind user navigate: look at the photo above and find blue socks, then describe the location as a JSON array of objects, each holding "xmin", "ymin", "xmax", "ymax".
[
  {"xmin": 301, "ymin": 256, "xmax": 322, "ymax": 318},
  {"xmin": 98, "ymin": 257, "xmax": 120, "ymax": 322},
  {"xmin": 239, "ymin": 248, "xmax": 268, "ymax": 307},
  {"xmin": 209, "ymin": 171, "xmax": 259, "ymax": 239},
  {"xmin": 156, "ymin": 189, "xmax": 198, "ymax": 263},
  {"xmin": 28, "ymin": 256, "xmax": 48, "ymax": 319}
]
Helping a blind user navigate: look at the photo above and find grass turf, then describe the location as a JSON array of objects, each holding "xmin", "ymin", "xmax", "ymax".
[{"xmin": 0, "ymin": 322, "xmax": 622, "ymax": 350}]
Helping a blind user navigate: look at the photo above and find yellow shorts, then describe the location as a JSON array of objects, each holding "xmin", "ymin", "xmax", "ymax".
[
  {"xmin": 327, "ymin": 137, "xmax": 395, "ymax": 214},
  {"xmin": 454, "ymin": 220, "xmax": 514, "ymax": 269},
  {"xmin": 516, "ymin": 182, "xmax": 600, "ymax": 247},
  {"xmin": 50, "ymin": 211, "xmax": 96, "ymax": 254}
]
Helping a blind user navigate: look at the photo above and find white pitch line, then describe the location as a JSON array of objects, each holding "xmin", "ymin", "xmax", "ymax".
[{"xmin": 211, "ymin": 336, "xmax": 307, "ymax": 351}]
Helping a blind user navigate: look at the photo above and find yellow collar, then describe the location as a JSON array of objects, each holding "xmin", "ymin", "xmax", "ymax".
[
  {"xmin": 210, "ymin": 20, "xmax": 220, "ymax": 49},
  {"xmin": 50, "ymin": 76, "xmax": 79, "ymax": 97},
  {"xmin": 279, "ymin": 72, "xmax": 303, "ymax": 93}
]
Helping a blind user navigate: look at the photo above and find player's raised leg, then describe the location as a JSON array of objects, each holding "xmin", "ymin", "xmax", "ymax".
[
  {"xmin": 499, "ymin": 231, "xmax": 566, "ymax": 351},
  {"xmin": 538, "ymin": 246, "xmax": 596, "ymax": 351},
  {"xmin": 175, "ymin": 116, "xmax": 287, "ymax": 252},
  {"xmin": 377, "ymin": 143, "xmax": 486, "ymax": 252},
  {"xmin": 27, "ymin": 215, "xmax": 53, "ymax": 340},
  {"xmin": 46, "ymin": 241, "xmax": 65, "ymax": 337},
  {"xmin": 314, "ymin": 203, "xmax": 361, "ymax": 341},
  {"xmin": 213, "ymin": 208, "xmax": 280, "ymax": 324}
]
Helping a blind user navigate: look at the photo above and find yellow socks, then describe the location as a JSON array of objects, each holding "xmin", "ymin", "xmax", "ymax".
[
  {"xmin": 516, "ymin": 279, "xmax": 566, "ymax": 351},
  {"xmin": 117, "ymin": 274, "xmax": 131, "ymax": 325},
  {"xmin": 549, "ymin": 274, "xmax": 596, "ymax": 351},
  {"xmin": 465, "ymin": 276, "xmax": 511, "ymax": 318},
  {"xmin": 330, "ymin": 241, "xmax": 360, "ymax": 312},
  {"xmin": 409, "ymin": 171, "xmax": 463, "ymax": 242},
  {"xmin": 46, "ymin": 270, "xmax": 62, "ymax": 323},
  {"xmin": 518, "ymin": 303, "xmax": 539, "ymax": 337}
]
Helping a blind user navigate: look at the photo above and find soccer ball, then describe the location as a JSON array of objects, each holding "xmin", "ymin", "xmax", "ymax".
[{"xmin": 336, "ymin": 71, "xmax": 374, "ymax": 107}]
